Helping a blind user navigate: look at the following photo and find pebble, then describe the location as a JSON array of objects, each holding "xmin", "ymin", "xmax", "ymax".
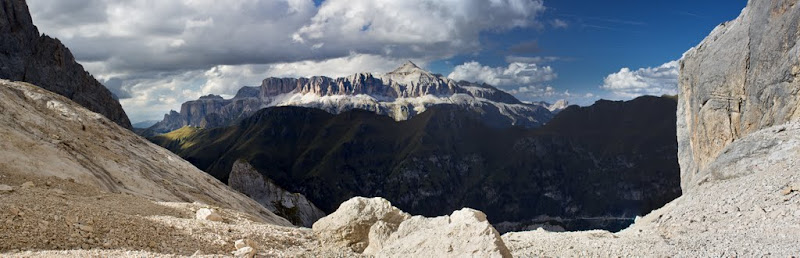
[
  {"xmin": 0, "ymin": 184, "xmax": 13, "ymax": 193},
  {"xmin": 20, "ymin": 181, "xmax": 35, "ymax": 189},
  {"xmin": 232, "ymin": 246, "xmax": 257, "ymax": 258},
  {"xmin": 234, "ymin": 239, "xmax": 256, "ymax": 249},
  {"xmin": 77, "ymin": 224, "xmax": 95, "ymax": 232},
  {"xmin": 780, "ymin": 187, "xmax": 793, "ymax": 195},
  {"xmin": 9, "ymin": 206, "xmax": 21, "ymax": 216},
  {"xmin": 195, "ymin": 208, "xmax": 223, "ymax": 222}
]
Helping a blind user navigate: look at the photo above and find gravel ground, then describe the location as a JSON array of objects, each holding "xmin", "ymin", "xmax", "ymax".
[{"xmin": 0, "ymin": 172, "xmax": 363, "ymax": 257}]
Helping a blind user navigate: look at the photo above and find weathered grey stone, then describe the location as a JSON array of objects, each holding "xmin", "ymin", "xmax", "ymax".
[
  {"xmin": 375, "ymin": 208, "xmax": 512, "ymax": 258},
  {"xmin": 312, "ymin": 197, "xmax": 410, "ymax": 253},
  {"xmin": 195, "ymin": 208, "xmax": 223, "ymax": 222},
  {"xmin": 678, "ymin": 0, "xmax": 800, "ymax": 191},
  {"xmin": 314, "ymin": 197, "xmax": 511, "ymax": 257},
  {"xmin": 0, "ymin": 184, "xmax": 13, "ymax": 193},
  {"xmin": 228, "ymin": 160, "xmax": 326, "ymax": 227}
]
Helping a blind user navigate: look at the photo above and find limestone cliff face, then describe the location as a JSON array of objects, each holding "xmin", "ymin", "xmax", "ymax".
[
  {"xmin": 678, "ymin": 0, "xmax": 800, "ymax": 191},
  {"xmin": 0, "ymin": 0, "xmax": 131, "ymax": 129},
  {"xmin": 228, "ymin": 160, "xmax": 326, "ymax": 227},
  {"xmin": 144, "ymin": 62, "xmax": 554, "ymax": 136}
]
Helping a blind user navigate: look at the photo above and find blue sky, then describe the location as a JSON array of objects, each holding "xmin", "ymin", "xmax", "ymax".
[
  {"xmin": 28, "ymin": 0, "xmax": 747, "ymax": 122},
  {"xmin": 432, "ymin": 0, "xmax": 746, "ymax": 105}
]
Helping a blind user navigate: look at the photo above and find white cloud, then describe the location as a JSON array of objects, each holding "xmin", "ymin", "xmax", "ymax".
[
  {"xmin": 447, "ymin": 61, "xmax": 557, "ymax": 87},
  {"xmin": 551, "ymin": 19, "xmax": 568, "ymax": 29},
  {"xmin": 294, "ymin": 0, "xmax": 545, "ymax": 58},
  {"xmin": 444, "ymin": 60, "xmax": 595, "ymax": 105},
  {"xmin": 601, "ymin": 60, "xmax": 679, "ymax": 98},
  {"xmin": 264, "ymin": 54, "xmax": 425, "ymax": 79},
  {"xmin": 504, "ymin": 56, "xmax": 561, "ymax": 64}
]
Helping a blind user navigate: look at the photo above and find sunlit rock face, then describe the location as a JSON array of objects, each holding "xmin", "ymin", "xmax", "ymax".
[
  {"xmin": 144, "ymin": 61, "xmax": 554, "ymax": 136},
  {"xmin": 678, "ymin": 0, "xmax": 800, "ymax": 191}
]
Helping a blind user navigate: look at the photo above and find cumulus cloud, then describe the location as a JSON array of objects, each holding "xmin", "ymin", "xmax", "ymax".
[
  {"xmin": 294, "ymin": 0, "xmax": 545, "ymax": 58},
  {"xmin": 505, "ymin": 55, "xmax": 561, "ymax": 64},
  {"xmin": 26, "ymin": 0, "xmax": 545, "ymax": 122},
  {"xmin": 448, "ymin": 61, "xmax": 557, "ymax": 88},
  {"xmin": 446, "ymin": 60, "xmax": 586, "ymax": 104},
  {"xmin": 551, "ymin": 19, "xmax": 568, "ymax": 29},
  {"xmin": 601, "ymin": 60, "xmax": 679, "ymax": 98}
]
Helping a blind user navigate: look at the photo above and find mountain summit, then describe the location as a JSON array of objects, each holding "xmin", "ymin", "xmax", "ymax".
[
  {"xmin": 388, "ymin": 61, "xmax": 425, "ymax": 74},
  {"xmin": 145, "ymin": 63, "xmax": 554, "ymax": 135}
]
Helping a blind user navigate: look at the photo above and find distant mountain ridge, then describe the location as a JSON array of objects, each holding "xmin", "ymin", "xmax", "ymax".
[
  {"xmin": 150, "ymin": 95, "xmax": 681, "ymax": 231},
  {"xmin": 144, "ymin": 61, "xmax": 558, "ymax": 135},
  {"xmin": 0, "ymin": 0, "xmax": 131, "ymax": 129}
]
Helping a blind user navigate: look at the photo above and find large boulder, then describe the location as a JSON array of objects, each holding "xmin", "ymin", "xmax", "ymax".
[
  {"xmin": 374, "ymin": 208, "xmax": 511, "ymax": 258},
  {"xmin": 312, "ymin": 197, "xmax": 511, "ymax": 257},
  {"xmin": 312, "ymin": 197, "xmax": 410, "ymax": 253},
  {"xmin": 678, "ymin": 0, "xmax": 800, "ymax": 191}
]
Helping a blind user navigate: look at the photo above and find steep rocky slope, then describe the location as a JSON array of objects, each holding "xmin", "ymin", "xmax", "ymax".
[
  {"xmin": 0, "ymin": 80, "xmax": 289, "ymax": 226},
  {"xmin": 0, "ymin": 0, "xmax": 131, "ymax": 129},
  {"xmin": 144, "ymin": 62, "xmax": 554, "ymax": 135},
  {"xmin": 678, "ymin": 0, "xmax": 800, "ymax": 191},
  {"xmin": 151, "ymin": 96, "xmax": 681, "ymax": 231},
  {"xmin": 504, "ymin": 0, "xmax": 800, "ymax": 255},
  {"xmin": 228, "ymin": 160, "xmax": 326, "ymax": 227}
]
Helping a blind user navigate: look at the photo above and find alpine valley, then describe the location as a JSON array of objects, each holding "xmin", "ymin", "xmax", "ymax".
[{"xmin": 147, "ymin": 63, "xmax": 682, "ymax": 231}]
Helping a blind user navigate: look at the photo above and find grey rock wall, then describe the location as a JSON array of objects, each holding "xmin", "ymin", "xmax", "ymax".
[{"xmin": 678, "ymin": 0, "xmax": 800, "ymax": 191}]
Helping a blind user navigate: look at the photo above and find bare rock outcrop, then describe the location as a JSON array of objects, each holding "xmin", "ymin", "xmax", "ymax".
[
  {"xmin": 312, "ymin": 197, "xmax": 410, "ymax": 253},
  {"xmin": 0, "ymin": 0, "xmax": 131, "ymax": 129},
  {"xmin": 678, "ymin": 0, "xmax": 800, "ymax": 191},
  {"xmin": 313, "ymin": 197, "xmax": 511, "ymax": 257},
  {"xmin": 0, "ymin": 79, "xmax": 290, "ymax": 226},
  {"xmin": 228, "ymin": 160, "xmax": 326, "ymax": 227}
]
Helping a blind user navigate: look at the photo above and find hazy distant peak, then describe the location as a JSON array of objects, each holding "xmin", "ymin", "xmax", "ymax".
[{"xmin": 388, "ymin": 61, "xmax": 427, "ymax": 75}]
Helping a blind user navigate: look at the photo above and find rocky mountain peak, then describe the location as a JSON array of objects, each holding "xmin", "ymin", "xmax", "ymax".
[
  {"xmin": 0, "ymin": 0, "xmax": 132, "ymax": 129},
  {"xmin": 548, "ymin": 99, "xmax": 570, "ymax": 112},
  {"xmin": 388, "ymin": 61, "xmax": 426, "ymax": 75},
  {"xmin": 198, "ymin": 94, "xmax": 224, "ymax": 100},
  {"xmin": 0, "ymin": 0, "xmax": 36, "ymax": 36}
]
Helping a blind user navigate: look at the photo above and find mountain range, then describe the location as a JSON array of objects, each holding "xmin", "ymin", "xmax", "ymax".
[
  {"xmin": 143, "ymin": 62, "xmax": 563, "ymax": 136},
  {"xmin": 150, "ymin": 95, "xmax": 681, "ymax": 231},
  {"xmin": 3, "ymin": 0, "xmax": 800, "ymax": 256}
]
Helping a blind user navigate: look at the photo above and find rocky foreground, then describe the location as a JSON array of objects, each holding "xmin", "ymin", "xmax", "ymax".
[{"xmin": 3, "ymin": 0, "xmax": 800, "ymax": 256}]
